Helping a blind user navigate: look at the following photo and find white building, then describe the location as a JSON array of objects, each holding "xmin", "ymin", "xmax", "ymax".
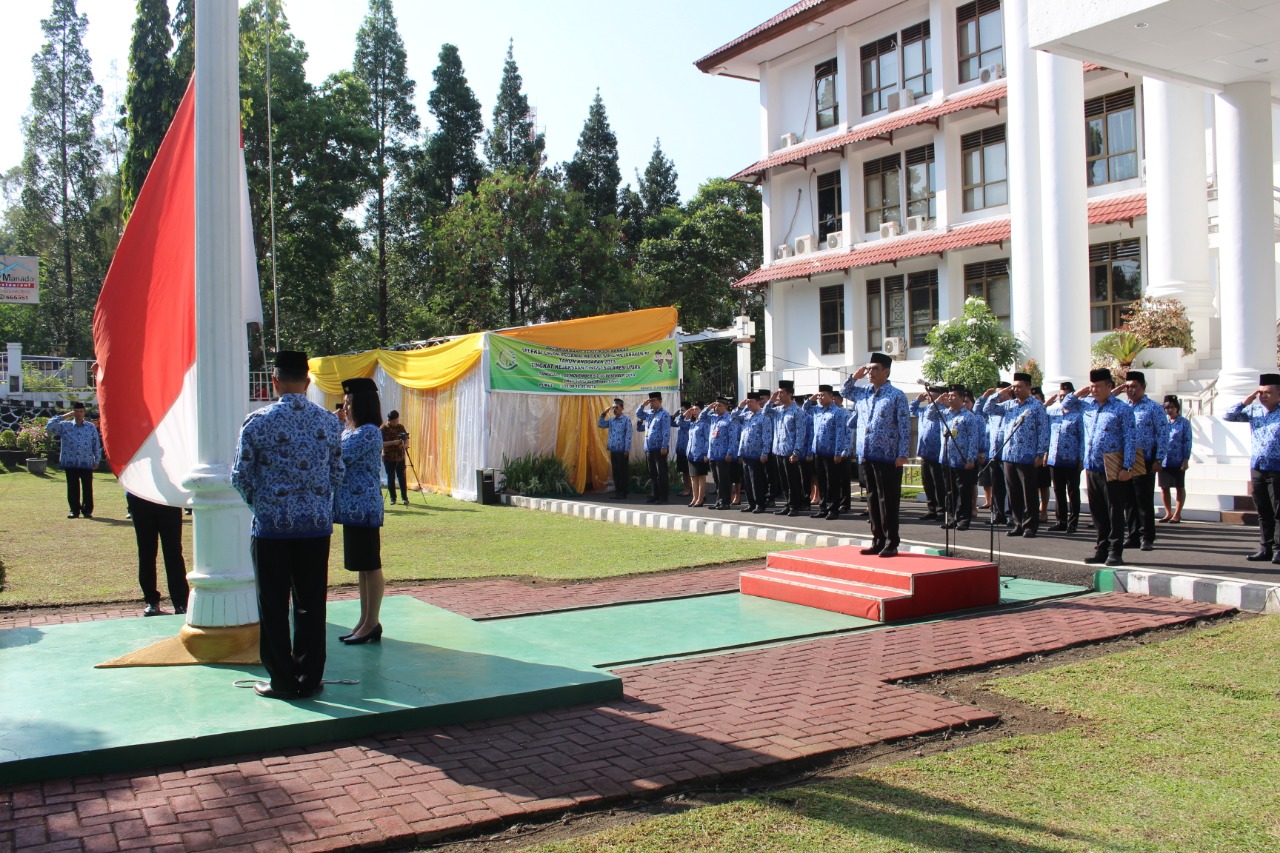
[{"xmin": 698, "ymin": 0, "xmax": 1280, "ymax": 520}]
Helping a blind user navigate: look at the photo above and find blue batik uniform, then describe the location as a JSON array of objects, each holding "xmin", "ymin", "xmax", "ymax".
[
  {"xmin": 708, "ymin": 411, "xmax": 740, "ymax": 461},
  {"xmin": 925, "ymin": 407, "xmax": 982, "ymax": 468},
  {"xmin": 978, "ymin": 397, "xmax": 1005, "ymax": 461},
  {"xmin": 981, "ymin": 396, "xmax": 1050, "ymax": 464},
  {"xmin": 911, "ymin": 399, "xmax": 944, "ymax": 462},
  {"xmin": 686, "ymin": 412, "xmax": 712, "ymax": 462},
  {"xmin": 765, "ymin": 402, "xmax": 803, "ymax": 458},
  {"xmin": 597, "ymin": 413, "xmax": 633, "ymax": 453},
  {"xmin": 233, "ymin": 393, "xmax": 345, "ymax": 538},
  {"xmin": 1047, "ymin": 401, "xmax": 1084, "ymax": 466},
  {"xmin": 1064, "ymin": 394, "xmax": 1136, "ymax": 473},
  {"xmin": 675, "ymin": 412, "xmax": 692, "ymax": 456},
  {"xmin": 1225, "ymin": 402, "xmax": 1280, "ymax": 471},
  {"xmin": 1129, "ymin": 396, "xmax": 1170, "ymax": 468},
  {"xmin": 1160, "ymin": 416, "xmax": 1193, "ymax": 469},
  {"xmin": 810, "ymin": 403, "xmax": 852, "ymax": 458},
  {"xmin": 636, "ymin": 404, "xmax": 672, "ymax": 451},
  {"xmin": 840, "ymin": 378, "xmax": 911, "ymax": 463},
  {"xmin": 734, "ymin": 408, "xmax": 773, "ymax": 460},
  {"xmin": 45, "ymin": 415, "xmax": 102, "ymax": 469},
  {"xmin": 335, "ymin": 424, "xmax": 384, "ymax": 528},
  {"xmin": 795, "ymin": 403, "xmax": 814, "ymax": 460}
]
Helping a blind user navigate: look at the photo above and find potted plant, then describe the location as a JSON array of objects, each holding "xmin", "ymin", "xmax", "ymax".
[
  {"xmin": 17, "ymin": 418, "xmax": 50, "ymax": 474},
  {"xmin": 1091, "ymin": 331, "xmax": 1146, "ymax": 381},
  {"xmin": 920, "ymin": 297, "xmax": 1022, "ymax": 392},
  {"xmin": 0, "ymin": 429, "xmax": 23, "ymax": 468},
  {"xmin": 1120, "ymin": 297, "xmax": 1195, "ymax": 369}
]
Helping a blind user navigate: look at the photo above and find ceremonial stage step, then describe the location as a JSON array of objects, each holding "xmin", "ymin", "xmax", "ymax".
[{"xmin": 740, "ymin": 546, "xmax": 1000, "ymax": 622}]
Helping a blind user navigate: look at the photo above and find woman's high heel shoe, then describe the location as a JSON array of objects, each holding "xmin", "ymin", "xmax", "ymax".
[
  {"xmin": 342, "ymin": 624, "xmax": 382, "ymax": 645},
  {"xmin": 338, "ymin": 630, "xmax": 358, "ymax": 641}
]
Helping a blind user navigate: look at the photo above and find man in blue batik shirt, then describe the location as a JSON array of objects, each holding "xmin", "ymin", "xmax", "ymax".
[
  {"xmin": 977, "ymin": 381, "xmax": 1012, "ymax": 525},
  {"xmin": 597, "ymin": 398, "xmax": 632, "ymax": 500},
  {"xmin": 842, "ymin": 353, "xmax": 911, "ymax": 557},
  {"xmin": 46, "ymin": 401, "xmax": 103, "ymax": 519},
  {"xmin": 983, "ymin": 372, "xmax": 1051, "ymax": 538},
  {"xmin": 1064, "ymin": 368, "xmax": 1135, "ymax": 566},
  {"xmin": 1121, "ymin": 372, "xmax": 1169, "ymax": 552},
  {"xmin": 807, "ymin": 384, "xmax": 854, "ymax": 521},
  {"xmin": 911, "ymin": 386, "xmax": 948, "ymax": 521},
  {"xmin": 925, "ymin": 386, "xmax": 983, "ymax": 529},
  {"xmin": 674, "ymin": 401, "xmax": 693, "ymax": 498},
  {"xmin": 706, "ymin": 398, "xmax": 741, "ymax": 510},
  {"xmin": 765, "ymin": 379, "xmax": 806, "ymax": 516},
  {"xmin": 233, "ymin": 350, "xmax": 344, "ymax": 699},
  {"xmin": 1225, "ymin": 373, "xmax": 1280, "ymax": 563},
  {"xmin": 733, "ymin": 390, "xmax": 773, "ymax": 513},
  {"xmin": 636, "ymin": 392, "xmax": 672, "ymax": 504},
  {"xmin": 1045, "ymin": 381, "xmax": 1084, "ymax": 533}
]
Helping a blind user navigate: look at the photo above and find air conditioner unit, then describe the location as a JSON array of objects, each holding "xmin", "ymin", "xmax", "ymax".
[
  {"xmin": 878, "ymin": 221, "xmax": 900, "ymax": 239},
  {"xmin": 794, "ymin": 234, "xmax": 816, "ymax": 254},
  {"xmin": 776, "ymin": 243, "xmax": 793, "ymax": 260},
  {"xmin": 825, "ymin": 232, "xmax": 844, "ymax": 250},
  {"xmin": 882, "ymin": 336, "xmax": 908, "ymax": 360},
  {"xmin": 780, "ymin": 132, "xmax": 800, "ymax": 148},
  {"xmin": 979, "ymin": 63, "xmax": 1005, "ymax": 84},
  {"xmin": 897, "ymin": 89, "xmax": 915, "ymax": 109},
  {"xmin": 905, "ymin": 215, "xmax": 927, "ymax": 233}
]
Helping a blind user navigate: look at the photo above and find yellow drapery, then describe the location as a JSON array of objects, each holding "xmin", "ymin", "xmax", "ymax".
[
  {"xmin": 496, "ymin": 306, "xmax": 677, "ymax": 350},
  {"xmin": 307, "ymin": 333, "xmax": 484, "ymax": 395},
  {"xmin": 555, "ymin": 395, "xmax": 616, "ymax": 493}
]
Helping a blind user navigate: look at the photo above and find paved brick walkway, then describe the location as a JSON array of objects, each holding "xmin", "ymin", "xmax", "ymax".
[{"xmin": 0, "ymin": 578, "xmax": 1227, "ymax": 853}]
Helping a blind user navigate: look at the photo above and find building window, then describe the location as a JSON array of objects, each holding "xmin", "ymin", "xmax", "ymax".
[
  {"xmin": 957, "ymin": 0, "xmax": 1003, "ymax": 83},
  {"xmin": 964, "ymin": 260, "xmax": 1011, "ymax": 328},
  {"xmin": 961, "ymin": 125, "xmax": 1007, "ymax": 211},
  {"xmin": 820, "ymin": 284, "xmax": 846, "ymax": 355},
  {"xmin": 860, "ymin": 37, "xmax": 898, "ymax": 115},
  {"xmin": 863, "ymin": 155, "xmax": 901, "ymax": 232},
  {"xmin": 905, "ymin": 144, "xmax": 936, "ymax": 220},
  {"xmin": 907, "ymin": 270, "xmax": 938, "ymax": 347},
  {"xmin": 815, "ymin": 59, "xmax": 840, "ymax": 130},
  {"xmin": 866, "ymin": 279, "xmax": 883, "ymax": 350},
  {"xmin": 1085, "ymin": 88, "xmax": 1138, "ymax": 186},
  {"xmin": 901, "ymin": 21, "xmax": 932, "ymax": 97},
  {"xmin": 817, "ymin": 171, "xmax": 842, "ymax": 243},
  {"xmin": 867, "ymin": 275, "xmax": 907, "ymax": 348},
  {"xmin": 1090, "ymin": 240, "xmax": 1142, "ymax": 332}
]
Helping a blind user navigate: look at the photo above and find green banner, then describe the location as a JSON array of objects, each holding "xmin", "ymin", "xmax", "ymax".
[{"xmin": 488, "ymin": 335, "xmax": 679, "ymax": 394}]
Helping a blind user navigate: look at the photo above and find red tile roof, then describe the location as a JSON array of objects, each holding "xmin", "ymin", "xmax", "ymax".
[
  {"xmin": 730, "ymin": 81, "xmax": 1007, "ymax": 182},
  {"xmin": 695, "ymin": 0, "xmax": 852, "ymax": 73},
  {"xmin": 734, "ymin": 192, "xmax": 1147, "ymax": 288}
]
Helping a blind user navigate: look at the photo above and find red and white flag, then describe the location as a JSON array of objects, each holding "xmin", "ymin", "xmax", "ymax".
[{"xmin": 93, "ymin": 80, "xmax": 262, "ymax": 506}]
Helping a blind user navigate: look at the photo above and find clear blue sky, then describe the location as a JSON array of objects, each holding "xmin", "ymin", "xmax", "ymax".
[{"xmin": 2, "ymin": 0, "xmax": 786, "ymax": 203}]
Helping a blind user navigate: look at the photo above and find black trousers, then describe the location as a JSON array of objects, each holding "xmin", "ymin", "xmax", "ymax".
[
  {"xmin": 783, "ymin": 457, "xmax": 805, "ymax": 510},
  {"xmin": 610, "ymin": 451, "xmax": 629, "ymax": 497},
  {"xmin": 1126, "ymin": 471, "xmax": 1157, "ymax": 545},
  {"xmin": 943, "ymin": 466, "xmax": 976, "ymax": 521},
  {"xmin": 646, "ymin": 450, "xmax": 668, "ymax": 501},
  {"xmin": 1086, "ymin": 471, "xmax": 1129, "ymax": 557},
  {"xmin": 1051, "ymin": 464, "xmax": 1082, "ymax": 528},
  {"xmin": 251, "ymin": 535, "xmax": 330, "ymax": 694},
  {"xmin": 383, "ymin": 459, "xmax": 408, "ymax": 502},
  {"xmin": 800, "ymin": 458, "xmax": 814, "ymax": 506},
  {"xmin": 816, "ymin": 455, "xmax": 841, "ymax": 512},
  {"xmin": 921, "ymin": 458, "xmax": 945, "ymax": 513},
  {"xmin": 1251, "ymin": 468, "xmax": 1280, "ymax": 550},
  {"xmin": 1004, "ymin": 461, "xmax": 1040, "ymax": 532},
  {"xmin": 64, "ymin": 466, "xmax": 94, "ymax": 516},
  {"xmin": 837, "ymin": 458, "xmax": 854, "ymax": 510},
  {"xmin": 127, "ymin": 493, "xmax": 188, "ymax": 608},
  {"xmin": 989, "ymin": 459, "xmax": 1008, "ymax": 516},
  {"xmin": 675, "ymin": 452, "xmax": 689, "ymax": 488},
  {"xmin": 712, "ymin": 458, "xmax": 735, "ymax": 507},
  {"xmin": 864, "ymin": 460, "xmax": 903, "ymax": 546},
  {"xmin": 768, "ymin": 453, "xmax": 786, "ymax": 499},
  {"xmin": 742, "ymin": 457, "xmax": 767, "ymax": 509}
]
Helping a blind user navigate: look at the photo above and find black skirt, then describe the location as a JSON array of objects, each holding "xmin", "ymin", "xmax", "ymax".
[
  {"xmin": 1158, "ymin": 467, "xmax": 1186, "ymax": 490},
  {"xmin": 689, "ymin": 458, "xmax": 710, "ymax": 476},
  {"xmin": 342, "ymin": 524, "xmax": 382, "ymax": 572}
]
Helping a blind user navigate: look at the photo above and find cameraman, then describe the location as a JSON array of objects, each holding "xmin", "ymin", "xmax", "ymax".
[{"xmin": 381, "ymin": 410, "xmax": 410, "ymax": 505}]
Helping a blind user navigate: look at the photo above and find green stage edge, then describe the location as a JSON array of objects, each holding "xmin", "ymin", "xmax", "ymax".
[{"xmin": 0, "ymin": 578, "xmax": 1089, "ymax": 785}]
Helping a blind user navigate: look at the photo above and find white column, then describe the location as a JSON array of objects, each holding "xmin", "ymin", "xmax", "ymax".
[
  {"xmin": 181, "ymin": 0, "xmax": 258, "ymax": 655},
  {"xmin": 1143, "ymin": 81, "xmax": 1213, "ymax": 352},
  {"xmin": 6, "ymin": 343, "xmax": 20, "ymax": 394},
  {"xmin": 1004, "ymin": 0, "xmax": 1043, "ymax": 369},
  {"xmin": 1036, "ymin": 53, "xmax": 1090, "ymax": 385},
  {"xmin": 1214, "ymin": 81, "xmax": 1275, "ymax": 402}
]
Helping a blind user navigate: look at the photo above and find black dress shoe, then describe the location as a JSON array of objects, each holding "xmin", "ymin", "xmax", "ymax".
[
  {"xmin": 1105, "ymin": 554, "xmax": 1124, "ymax": 567},
  {"xmin": 992, "ymin": 516, "xmax": 1008, "ymax": 526},
  {"xmin": 1007, "ymin": 528, "xmax": 1023, "ymax": 537},
  {"xmin": 297, "ymin": 682, "xmax": 325, "ymax": 698},
  {"xmin": 1246, "ymin": 548, "xmax": 1275, "ymax": 562},
  {"xmin": 810, "ymin": 511, "xmax": 828, "ymax": 518},
  {"xmin": 1139, "ymin": 541, "xmax": 1154, "ymax": 552},
  {"xmin": 825, "ymin": 513, "xmax": 840, "ymax": 522},
  {"xmin": 82, "ymin": 513, "xmax": 93, "ymax": 519},
  {"xmin": 774, "ymin": 508, "xmax": 795, "ymax": 516},
  {"xmin": 1066, "ymin": 525, "xmax": 1078, "ymax": 534},
  {"xmin": 1123, "ymin": 537, "xmax": 1141, "ymax": 549},
  {"xmin": 174, "ymin": 606, "xmax": 186, "ymax": 615},
  {"xmin": 645, "ymin": 497, "xmax": 659, "ymax": 503},
  {"xmin": 67, "ymin": 513, "xmax": 79, "ymax": 519},
  {"xmin": 751, "ymin": 508, "xmax": 767, "ymax": 514},
  {"xmin": 920, "ymin": 512, "xmax": 939, "ymax": 521},
  {"xmin": 956, "ymin": 519, "xmax": 971, "ymax": 531},
  {"xmin": 142, "ymin": 603, "xmax": 161, "ymax": 617},
  {"xmin": 739, "ymin": 506, "xmax": 755, "ymax": 513},
  {"xmin": 878, "ymin": 546, "xmax": 899, "ymax": 558},
  {"xmin": 1272, "ymin": 554, "xmax": 1280, "ymax": 565},
  {"xmin": 860, "ymin": 542, "xmax": 885, "ymax": 556},
  {"xmin": 254, "ymin": 682, "xmax": 301, "ymax": 700},
  {"xmin": 1022, "ymin": 530, "xmax": 1037, "ymax": 539},
  {"xmin": 1047, "ymin": 522, "xmax": 1069, "ymax": 532},
  {"xmin": 1083, "ymin": 554, "xmax": 1108, "ymax": 565}
]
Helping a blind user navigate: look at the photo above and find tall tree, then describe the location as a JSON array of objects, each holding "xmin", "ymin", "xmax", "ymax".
[
  {"xmin": 423, "ymin": 43, "xmax": 485, "ymax": 210},
  {"xmin": 353, "ymin": 0, "xmax": 418, "ymax": 345},
  {"xmin": 638, "ymin": 138, "xmax": 679, "ymax": 217},
  {"xmin": 18, "ymin": 0, "xmax": 104, "ymax": 354},
  {"xmin": 120, "ymin": 0, "xmax": 176, "ymax": 216},
  {"xmin": 565, "ymin": 91, "xmax": 621, "ymax": 226},
  {"xmin": 170, "ymin": 0, "xmax": 194, "ymax": 84},
  {"xmin": 484, "ymin": 40, "xmax": 544, "ymax": 174}
]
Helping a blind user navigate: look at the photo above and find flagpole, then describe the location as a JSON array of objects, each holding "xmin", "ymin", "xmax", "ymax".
[{"xmin": 179, "ymin": 0, "xmax": 260, "ymax": 659}]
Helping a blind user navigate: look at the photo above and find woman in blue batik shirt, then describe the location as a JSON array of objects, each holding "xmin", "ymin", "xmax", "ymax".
[
  {"xmin": 336, "ymin": 377, "xmax": 386, "ymax": 645},
  {"xmin": 685, "ymin": 404, "xmax": 711, "ymax": 507},
  {"xmin": 1159, "ymin": 395, "xmax": 1193, "ymax": 524}
]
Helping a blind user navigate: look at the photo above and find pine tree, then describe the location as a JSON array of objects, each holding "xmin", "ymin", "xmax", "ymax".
[
  {"xmin": 423, "ymin": 43, "xmax": 484, "ymax": 210},
  {"xmin": 565, "ymin": 91, "xmax": 621, "ymax": 226},
  {"xmin": 121, "ymin": 0, "xmax": 177, "ymax": 216},
  {"xmin": 638, "ymin": 138, "xmax": 679, "ymax": 216},
  {"xmin": 484, "ymin": 40, "xmax": 544, "ymax": 174},
  {"xmin": 170, "ymin": 0, "xmax": 193, "ymax": 84},
  {"xmin": 19, "ymin": 0, "xmax": 104, "ymax": 354},
  {"xmin": 353, "ymin": 0, "xmax": 418, "ymax": 345}
]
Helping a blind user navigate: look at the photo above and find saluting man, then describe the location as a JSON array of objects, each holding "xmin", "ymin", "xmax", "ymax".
[
  {"xmin": 733, "ymin": 390, "xmax": 774, "ymax": 514},
  {"xmin": 982, "ymin": 372, "xmax": 1050, "ymax": 538},
  {"xmin": 925, "ymin": 385, "xmax": 983, "ymax": 530},
  {"xmin": 911, "ymin": 386, "xmax": 948, "ymax": 521},
  {"xmin": 1225, "ymin": 373, "xmax": 1280, "ymax": 563},
  {"xmin": 1121, "ymin": 372, "xmax": 1168, "ymax": 552},
  {"xmin": 842, "ymin": 353, "xmax": 911, "ymax": 557},
  {"xmin": 1064, "ymin": 368, "xmax": 1136, "ymax": 567},
  {"xmin": 636, "ymin": 392, "xmax": 672, "ymax": 504},
  {"xmin": 807, "ymin": 384, "xmax": 852, "ymax": 522},
  {"xmin": 597, "ymin": 398, "xmax": 632, "ymax": 500},
  {"xmin": 1045, "ymin": 381, "xmax": 1084, "ymax": 533},
  {"xmin": 46, "ymin": 401, "xmax": 103, "ymax": 519},
  {"xmin": 764, "ymin": 380, "xmax": 805, "ymax": 516}
]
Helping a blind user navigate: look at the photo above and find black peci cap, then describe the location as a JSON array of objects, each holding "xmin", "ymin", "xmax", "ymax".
[
  {"xmin": 817, "ymin": 384, "xmax": 833, "ymax": 394},
  {"xmin": 1127, "ymin": 371, "xmax": 1146, "ymax": 385},
  {"xmin": 778, "ymin": 379, "xmax": 795, "ymax": 392},
  {"xmin": 275, "ymin": 350, "xmax": 308, "ymax": 373},
  {"xmin": 1089, "ymin": 368, "xmax": 1113, "ymax": 383},
  {"xmin": 648, "ymin": 392, "xmax": 663, "ymax": 400},
  {"xmin": 996, "ymin": 380, "xmax": 1011, "ymax": 389},
  {"xmin": 1012, "ymin": 372, "xmax": 1032, "ymax": 383},
  {"xmin": 868, "ymin": 353, "xmax": 892, "ymax": 368},
  {"xmin": 1260, "ymin": 373, "xmax": 1280, "ymax": 387}
]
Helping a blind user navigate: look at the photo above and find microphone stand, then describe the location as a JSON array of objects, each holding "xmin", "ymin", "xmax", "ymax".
[
  {"xmin": 926, "ymin": 396, "xmax": 957, "ymax": 557},
  {"xmin": 978, "ymin": 402, "xmax": 1029, "ymax": 564}
]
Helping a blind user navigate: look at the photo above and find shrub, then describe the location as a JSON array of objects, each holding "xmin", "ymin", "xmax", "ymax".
[
  {"xmin": 921, "ymin": 297, "xmax": 1022, "ymax": 393},
  {"xmin": 501, "ymin": 452, "xmax": 576, "ymax": 496},
  {"xmin": 1120, "ymin": 297, "xmax": 1195, "ymax": 356},
  {"xmin": 0, "ymin": 429, "xmax": 16, "ymax": 450},
  {"xmin": 17, "ymin": 418, "xmax": 50, "ymax": 456},
  {"xmin": 1091, "ymin": 332, "xmax": 1145, "ymax": 380},
  {"xmin": 1019, "ymin": 358, "xmax": 1044, "ymax": 388}
]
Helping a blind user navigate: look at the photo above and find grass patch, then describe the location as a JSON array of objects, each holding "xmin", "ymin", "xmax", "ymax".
[
  {"xmin": 0, "ymin": 467, "xmax": 775, "ymax": 607},
  {"xmin": 533, "ymin": 617, "xmax": 1280, "ymax": 852}
]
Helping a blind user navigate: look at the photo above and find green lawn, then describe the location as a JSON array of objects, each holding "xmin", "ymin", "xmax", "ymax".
[
  {"xmin": 534, "ymin": 616, "xmax": 1280, "ymax": 853},
  {"xmin": 0, "ymin": 466, "xmax": 774, "ymax": 607}
]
